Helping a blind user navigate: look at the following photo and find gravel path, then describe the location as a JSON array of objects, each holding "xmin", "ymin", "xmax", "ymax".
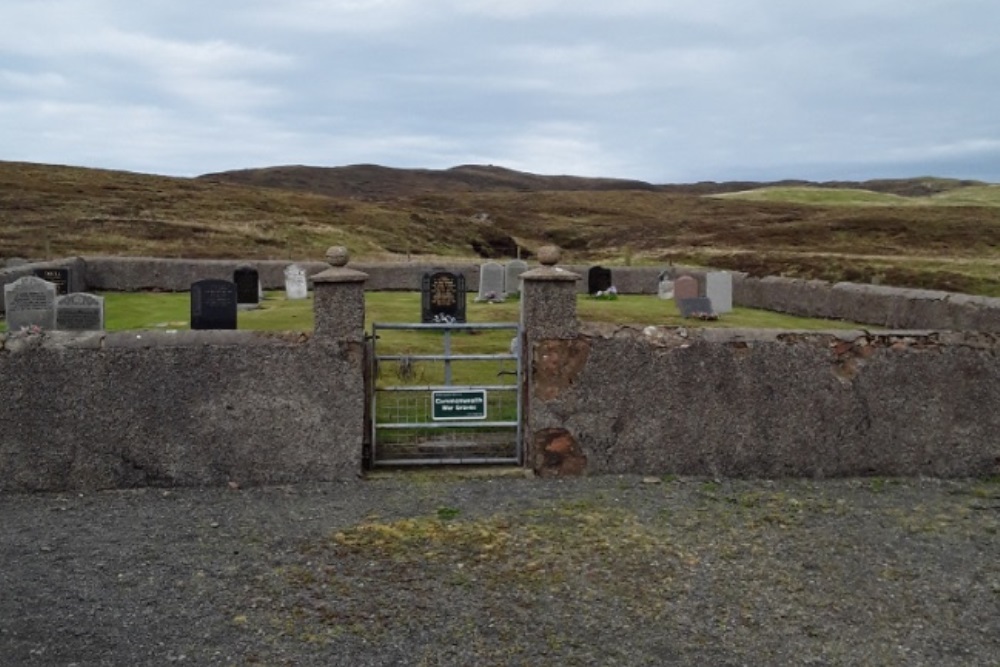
[{"xmin": 2, "ymin": 474, "xmax": 999, "ymax": 666}]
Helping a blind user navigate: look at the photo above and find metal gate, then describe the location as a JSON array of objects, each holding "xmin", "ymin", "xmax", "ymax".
[{"xmin": 368, "ymin": 322, "xmax": 522, "ymax": 466}]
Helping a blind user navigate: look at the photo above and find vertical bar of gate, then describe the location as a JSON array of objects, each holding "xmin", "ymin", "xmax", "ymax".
[
  {"xmin": 370, "ymin": 323, "xmax": 379, "ymax": 466},
  {"xmin": 443, "ymin": 328, "xmax": 452, "ymax": 385}
]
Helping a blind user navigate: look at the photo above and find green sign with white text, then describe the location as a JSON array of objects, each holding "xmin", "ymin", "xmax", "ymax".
[{"xmin": 432, "ymin": 390, "xmax": 487, "ymax": 420}]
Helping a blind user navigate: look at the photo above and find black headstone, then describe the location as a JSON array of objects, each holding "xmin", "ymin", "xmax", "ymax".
[
  {"xmin": 587, "ymin": 266, "xmax": 613, "ymax": 294},
  {"xmin": 678, "ymin": 297, "xmax": 714, "ymax": 318},
  {"xmin": 191, "ymin": 279, "xmax": 237, "ymax": 330},
  {"xmin": 233, "ymin": 266, "xmax": 260, "ymax": 306},
  {"xmin": 421, "ymin": 270, "xmax": 467, "ymax": 323},
  {"xmin": 33, "ymin": 267, "xmax": 70, "ymax": 296}
]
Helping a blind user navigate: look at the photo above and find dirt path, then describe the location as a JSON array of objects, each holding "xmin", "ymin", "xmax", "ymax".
[{"xmin": 2, "ymin": 474, "xmax": 999, "ymax": 666}]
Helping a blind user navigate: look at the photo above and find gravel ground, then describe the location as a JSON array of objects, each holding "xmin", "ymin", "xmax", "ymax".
[{"xmin": 2, "ymin": 473, "xmax": 999, "ymax": 666}]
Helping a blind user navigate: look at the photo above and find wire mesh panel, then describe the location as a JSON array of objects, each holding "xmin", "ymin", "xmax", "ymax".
[{"xmin": 370, "ymin": 322, "xmax": 522, "ymax": 466}]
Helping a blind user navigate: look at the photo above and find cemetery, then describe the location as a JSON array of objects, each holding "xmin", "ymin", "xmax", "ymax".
[{"xmin": 2, "ymin": 247, "xmax": 1000, "ymax": 492}]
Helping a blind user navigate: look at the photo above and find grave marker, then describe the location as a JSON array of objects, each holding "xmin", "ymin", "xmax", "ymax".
[
  {"xmin": 705, "ymin": 271, "xmax": 733, "ymax": 314},
  {"xmin": 284, "ymin": 264, "xmax": 308, "ymax": 300},
  {"xmin": 477, "ymin": 262, "xmax": 505, "ymax": 301},
  {"xmin": 587, "ymin": 266, "xmax": 613, "ymax": 295},
  {"xmin": 190, "ymin": 279, "xmax": 237, "ymax": 330},
  {"xmin": 505, "ymin": 259, "xmax": 528, "ymax": 295},
  {"xmin": 678, "ymin": 297, "xmax": 715, "ymax": 318},
  {"xmin": 4, "ymin": 276, "xmax": 56, "ymax": 330},
  {"xmin": 33, "ymin": 267, "xmax": 70, "ymax": 296},
  {"xmin": 421, "ymin": 270, "xmax": 466, "ymax": 323},
  {"xmin": 233, "ymin": 266, "xmax": 260, "ymax": 310},
  {"xmin": 673, "ymin": 275, "xmax": 699, "ymax": 301},
  {"xmin": 55, "ymin": 293, "xmax": 104, "ymax": 331}
]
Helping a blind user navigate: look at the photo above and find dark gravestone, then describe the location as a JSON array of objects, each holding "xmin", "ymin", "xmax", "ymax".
[
  {"xmin": 33, "ymin": 267, "xmax": 70, "ymax": 296},
  {"xmin": 678, "ymin": 297, "xmax": 714, "ymax": 318},
  {"xmin": 421, "ymin": 270, "xmax": 467, "ymax": 323},
  {"xmin": 55, "ymin": 293, "xmax": 104, "ymax": 331},
  {"xmin": 587, "ymin": 266, "xmax": 613, "ymax": 294},
  {"xmin": 233, "ymin": 266, "xmax": 260, "ymax": 309},
  {"xmin": 190, "ymin": 279, "xmax": 237, "ymax": 330}
]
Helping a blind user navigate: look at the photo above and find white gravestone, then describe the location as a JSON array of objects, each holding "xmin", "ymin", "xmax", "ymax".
[
  {"xmin": 705, "ymin": 271, "xmax": 733, "ymax": 314},
  {"xmin": 284, "ymin": 264, "xmax": 308, "ymax": 300},
  {"xmin": 477, "ymin": 262, "xmax": 505, "ymax": 301},
  {"xmin": 55, "ymin": 293, "xmax": 105, "ymax": 331},
  {"xmin": 4, "ymin": 276, "xmax": 57, "ymax": 330}
]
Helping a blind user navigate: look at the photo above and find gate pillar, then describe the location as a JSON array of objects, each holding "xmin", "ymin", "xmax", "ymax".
[
  {"xmin": 519, "ymin": 245, "xmax": 580, "ymax": 339},
  {"xmin": 311, "ymin": 246, "xmax": 368, "ymax": 342}
]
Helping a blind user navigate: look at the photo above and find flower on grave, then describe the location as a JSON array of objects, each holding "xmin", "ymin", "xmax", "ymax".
[
  {"xmin": 432, "ymin": 313, "xmax": 458, "ymax": 324},
  {"xmin": 19, "ymin": 324, "xmax": 44, "ymax": 335},
  {"xmin": 590, "ymin": 285, "xmax": 619, "ymax": 300}
]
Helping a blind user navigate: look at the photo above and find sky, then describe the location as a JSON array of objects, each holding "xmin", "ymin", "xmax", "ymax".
[{"xmin": 2, "ymin": 0, "xmax": 1000, "ymax": 184}]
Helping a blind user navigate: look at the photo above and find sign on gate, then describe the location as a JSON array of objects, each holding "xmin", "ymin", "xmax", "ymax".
[{"xmin": 432, "ymin": 390, "xmax": 487, "ymax": 420}]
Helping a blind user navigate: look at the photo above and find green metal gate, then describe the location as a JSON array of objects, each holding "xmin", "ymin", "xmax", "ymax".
[{"xmin": 369, "ymin": 322, "xmax": 522, "ymax": 466}]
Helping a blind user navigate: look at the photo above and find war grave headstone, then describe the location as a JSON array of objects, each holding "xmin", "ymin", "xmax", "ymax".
[
  {"xmin": 284, "ymin": 264, "xmax": 308, "ymax": 300},
  {"xmin": 504, "ymin": 259, "xmax": 528, "ymax": 295},
  {"xmin": 190, "ymin": 279, "xmax": 237, "ymax": 330},
  {"xmin": 673, "ymin": 275, "xmax": 699, "ymax": 301},
  {"xmin": 477, "ymin": 262, "xmax": 505, "ymax": 302},
  {"xmin": 4, "ymin": 276, "xmax": 56, "ymax": 330},
  {"xmin": 678, "ymin": 297, "xmax": 715, "ymax": 319},
  {"xmin": 33, "ymin": 267, "xmax": 70, "ymax": 296},
  {"xmin": 705, "ymin": 271, "xmax": 733, "ymax": 314},
  {"xmin": 233, "ymin": 266, "xmax": 260, "ymax": 310},
  {"xmin": 55, "ymin": 293, "xmax": 104, "ymax": 331},
  {"xmin": 587, "ymin": 266, "xmax": 613, "ymax": 295},
  {"xmin": 658, "ymin": 270, "xmax": 674, "ymax": 300},
  {"xmin": 421, "ymin": 270, "xmax": 467, "ymax": 323}
]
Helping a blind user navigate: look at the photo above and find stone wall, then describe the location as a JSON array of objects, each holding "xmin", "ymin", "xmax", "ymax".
[
  {"xmin": 0, "ymin": 331, "xmax": 364, "ymax": 492},
  {"xmin": 735, "ymin": 276, "xmax": 1000, "ymax": 331},
  {"xmin": 527, "ymin": 324, "xmax": 1000, "ymax": 478}
]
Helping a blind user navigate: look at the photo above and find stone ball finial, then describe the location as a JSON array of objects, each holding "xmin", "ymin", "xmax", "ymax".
[
  {"xmin": 536, "ymin": 245, "xmax": 561, "ymax": 266},
  {"xmin": 325, "ymin": 246, "xmax": 349, "ymax": 267}
]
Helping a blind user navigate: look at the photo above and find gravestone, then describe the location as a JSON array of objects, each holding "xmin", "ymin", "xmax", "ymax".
[
  {"xmin": 55, "ymin": 293, "xmax": 104, "ymax": 331},
  {"xmin": 33, "ymin": 267, "xmax": 70, "ymax": 296},
  {"xmin": 190, "ymin": 279, "xmax": 237, "ymax": 330},
  {"xmin": 587, "ymin": 266, "xmax": 613, "ymax": 294},
  {"xmin": 421, "ymin": 270, "xmax": 467, "ymax": 323},
  {"xmin": 233, "ymin": 266, "xmax": 260, "ymax": 310},
  {"xmin": 678, "ymin": 297, "xmax": 715, "ymax": 318},
  {"xmin": 705, "ymin": 271, "xmax": 733, "ymax": 314},
  {"xmin": 284, "ymin": 264, "xmax": 308, "ymax": 300},
  {"xmin": 658, "ymin": 274, "xmax": 674, "ymax": 300},
  {"xmin": 504, "ymin": 259, "xmax": 528, "ymax": 295},
  {"xmin": 4, "ymin": 276, "xmax": 56, "ymax": 330},
  {"xmin": 477, "ymin": 262, "xmax": 505, "ymax": 301},
  {"xmin": 673, "ymin": 275, "xmax": 699, "ymax": 301}
]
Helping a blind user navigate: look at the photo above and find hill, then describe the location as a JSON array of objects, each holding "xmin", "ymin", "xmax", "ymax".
[{"xmin": 3, "ymin": 160, "xmax": 1000, "ymax": 296}]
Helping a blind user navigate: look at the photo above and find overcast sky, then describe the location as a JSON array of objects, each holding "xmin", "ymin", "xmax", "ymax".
[{"xmin": 2, "ymin": 0, "xmax": 999, "ymax": 183}]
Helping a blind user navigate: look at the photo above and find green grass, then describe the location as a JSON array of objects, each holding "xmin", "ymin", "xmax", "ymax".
[
  {"xmin": 1, "ymin": 291, "xmax": 862, "ymax": 335},
  {"xmin": 712, "ymin": 184, "xmax": 1000, "ymax": 208}
]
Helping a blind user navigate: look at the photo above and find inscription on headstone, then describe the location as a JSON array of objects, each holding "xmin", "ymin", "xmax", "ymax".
[
  {"xmin": 421, "ymin": 270, "xmax": 467, "ymax": 323},
  {"xmin": 233, "ymin": 266, "xmax": 260, "ymax": 309},
  {"xmin": 284, "ymin": 264, "xmax": 308, "ymax": 300},
  {"xmin": 504, "ymin": 259, "xmax": 528, "ymax": 295},
  {"xmin": 587, "ymin": 266, "xmax": 613, "ymax": 294},
  {"xmin": 4, "ymin": 276, "xmax": 57, "ymax": 330},
  {"xmin": 33, "ymin": 268, "xmax": 70, "ymax": 296},
  {"xmin": 190, "ymin": 279, "xmax": 237, "ymax": 330},
  {"xmin": 55, "ymin": 293, "xmax": 105, "ymax": 331}
]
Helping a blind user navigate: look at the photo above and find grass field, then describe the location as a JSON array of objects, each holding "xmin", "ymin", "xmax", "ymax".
[{"xmin": 0, "ymin": 291, "xmax": 860, "ymax": 336}]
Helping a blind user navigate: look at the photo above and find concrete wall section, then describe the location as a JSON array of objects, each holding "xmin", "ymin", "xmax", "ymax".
[
  {"xmin": 0, "ymin": 331, "xmax": 364, "ymax": 492},
  {"xmin": 81, "ymin": 257, "xmax": 333, "ymax": 292},
  {"xmin": 528, "ymin": 324, "xmax": 1000, "ymax": 478}
]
